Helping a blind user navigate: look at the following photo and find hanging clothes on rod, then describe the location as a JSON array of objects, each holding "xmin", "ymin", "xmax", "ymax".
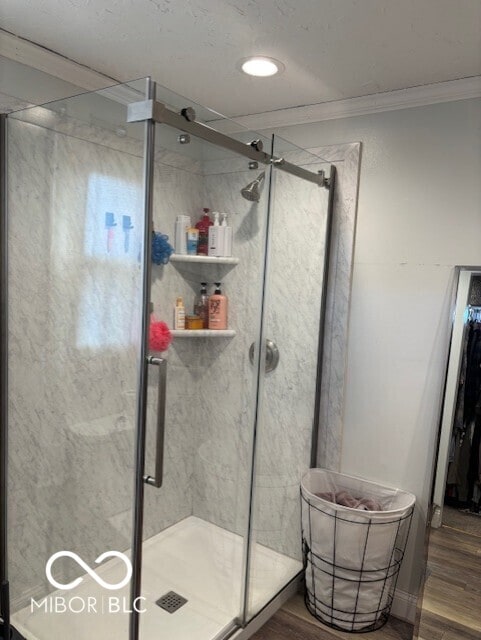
[
  {"xmin": 467, "ymin": 305, "xmax": 481, "ymax": 322},
  {"xmin": 446, "ymin": 306, "xmax": 481, "ymax": 511}
]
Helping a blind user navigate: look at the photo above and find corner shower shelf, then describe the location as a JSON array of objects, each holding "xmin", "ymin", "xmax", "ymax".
[
  {"xmin": 170, "ymin": 254, "xmax": 239, "ymax": 265},
  {"xmin": 171, "ymin": 329, "xmax": 236, "ymax": 338}
]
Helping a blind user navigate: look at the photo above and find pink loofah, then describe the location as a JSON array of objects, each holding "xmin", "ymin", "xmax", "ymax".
[{"xmin": 149, "ymin": 318, "xmax": 172, "ymax": 352}]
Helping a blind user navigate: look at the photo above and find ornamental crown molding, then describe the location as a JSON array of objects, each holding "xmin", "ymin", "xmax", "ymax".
[
  {"xmin": 213, "ymin": 76, "xmax": 481, "ymax": 133},
  {"xmin": 2, "ymin": 29, "xmax": 480, "ymax": 130}
]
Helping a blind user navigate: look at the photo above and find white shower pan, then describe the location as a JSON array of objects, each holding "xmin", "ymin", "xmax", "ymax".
[{"xmin": 12, "ymin": 516, "xmax": 301, "ymax": 640}]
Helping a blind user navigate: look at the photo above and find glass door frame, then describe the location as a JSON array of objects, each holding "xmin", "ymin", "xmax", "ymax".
[
  {"xmin": 0, "ymin": 113, "xmax": 12, "ymax": 640},
  {"xmin": 128, "ymin": 78, "xmax": 157, "ymax": 640}
]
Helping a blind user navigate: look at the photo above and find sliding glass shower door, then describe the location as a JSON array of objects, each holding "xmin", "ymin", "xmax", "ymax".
[
  {"xmin": 129, "ymin": 102, "xmax": 273, "ymax": 639},
  {"xmin": 5, "ymin": 80, "xmax": 150, "ymax": 640},
  {"xmin": 245, "ymin": 138, "xmax": 333, "ymax": 621}
]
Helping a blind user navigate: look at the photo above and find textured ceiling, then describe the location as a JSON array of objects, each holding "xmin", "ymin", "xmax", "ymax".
[{"xmin": 1, "ymin": 0, "xmax": 481, "ymax": 117}]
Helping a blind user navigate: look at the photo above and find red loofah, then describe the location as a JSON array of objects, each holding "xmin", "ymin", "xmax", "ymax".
[{"xmin": 149, "ymin": 319, "xmax": 172, "ymax": 352}]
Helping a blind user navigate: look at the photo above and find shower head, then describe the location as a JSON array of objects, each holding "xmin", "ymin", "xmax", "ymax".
[{"xmin": 241, "ymin": 172, "xmax": 265, "ymax": 203}]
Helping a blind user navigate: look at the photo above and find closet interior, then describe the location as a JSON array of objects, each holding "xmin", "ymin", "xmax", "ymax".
[{"xmin": 445, "ymin": 277, "xmax": 481, "ymax": 516}]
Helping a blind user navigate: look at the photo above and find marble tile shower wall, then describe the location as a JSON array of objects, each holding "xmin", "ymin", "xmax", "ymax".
[
  {"xmin": 181, "ymin": 162, "xmax": 332, "ymax": 563},
  {"xmin": 144, "ymin": 161, "xmax": 203, "ymax": 538},
  {"xmin": 8, "ymin": 121, "xmax": 62, "ymax": 607},
  {"xmin": 250, "ymin": 170, "xmax": 328, "ymax": 560},
  {"xmin": 190, "ymin": 149, "xmax": 360, "ymax": 562},
  {"xmin": 149, "ymin": 157, "xmax": 323, "ymax": 550},
  {"xmin": 148, "ymin": 158, "xmax": 269, "ymax": 540},
  {"xmin": 7, "ymin": 119, "xmax": 198, "ymax": 608},
  {"xmin": 312, "ymin": 144, "xmax": 361, "ymax": 472},
  {"xmin": 189, "ymin": 169, "xmax": 268, "ymax": 536}
]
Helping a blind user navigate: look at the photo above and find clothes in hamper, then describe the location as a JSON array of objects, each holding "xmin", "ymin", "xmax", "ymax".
[{"xmin": 315, "ymin": 490, "xmax": 383, "ymax": 511}]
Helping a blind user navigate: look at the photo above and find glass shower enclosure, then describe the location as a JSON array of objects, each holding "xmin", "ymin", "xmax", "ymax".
[{"xmin": 0, "ymin": 78, "xmax": 335, "ymax": 640}]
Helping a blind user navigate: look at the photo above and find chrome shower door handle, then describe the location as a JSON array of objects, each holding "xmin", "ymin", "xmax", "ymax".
[
  {"xmin": 249, "ymin": 339, "xmax": 280, "ymax": 373},
  {"xmin": 144, "ymin": 356, "xmax": 167, "ymax": 488}
]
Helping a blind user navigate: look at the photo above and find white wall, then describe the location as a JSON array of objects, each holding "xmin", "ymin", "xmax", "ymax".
[{"xmin": 272, "ymin": 97, "xmax": 481, "ymax": 596}]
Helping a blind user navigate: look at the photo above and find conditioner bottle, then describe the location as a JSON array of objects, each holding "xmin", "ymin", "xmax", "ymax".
[
  {"xmin": 208, "ymin": 282, "xmax": 228, "ymax": 330},
  {"xmin": 208, "ymin": 212, "xmax": 224, "ymax": 257}
]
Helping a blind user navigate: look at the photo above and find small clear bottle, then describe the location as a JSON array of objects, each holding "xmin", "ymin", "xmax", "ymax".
[{"xmin": 194, "ymin": 282, "xmax": 209, "ymax": 329}]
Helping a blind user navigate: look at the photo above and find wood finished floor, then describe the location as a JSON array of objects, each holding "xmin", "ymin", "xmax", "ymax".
[
  {"xmin": 442, "ymin": 505, "xmax": 481, "ymax": 537},
  {"xmin": 252, "ymin": 522, "xmax": 481, "ymax": 640},
  {"xmin": 250, "ymin": 594, "xmax": 413, "ymax": 639},
  {"xmin": 416, "ymin": 523, "xmax": 481, "ymax": 640}
]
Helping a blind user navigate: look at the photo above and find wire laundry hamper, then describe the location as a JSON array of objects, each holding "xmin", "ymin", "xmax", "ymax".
[{"xmin": 301, "ymin": 469, "xmax": 415, "ymax": 633}]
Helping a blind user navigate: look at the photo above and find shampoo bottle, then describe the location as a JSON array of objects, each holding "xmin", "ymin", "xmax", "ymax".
[
  {"xmin": 194, "ymin": 282, "xmax": 209, "ymax": 328},
  {"xmin": 174, "ymin": 297, "xmax": 186, "ymax": 330},
  {"xmin": 208, "ymin": 282, "xmax": 228, "ymax": 330},
  {"xmin": 221, "ymin": 213, "xmax": 232, "ymax": 257}
]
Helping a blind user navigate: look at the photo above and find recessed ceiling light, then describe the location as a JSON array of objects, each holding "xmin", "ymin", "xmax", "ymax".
[{"xmin": 238, "ymin": 56, "xmax": 284, "ymax": 77}]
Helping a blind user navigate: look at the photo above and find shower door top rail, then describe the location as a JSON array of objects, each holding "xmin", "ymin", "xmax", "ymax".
[{"xmin": 127, "ymin": 99, "xmax": 330, "ymax": 188}]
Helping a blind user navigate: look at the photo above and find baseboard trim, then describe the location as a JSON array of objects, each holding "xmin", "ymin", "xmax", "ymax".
[{"xmin": 391, "ymin": 589, "xmax": 418, "ymax": 624}]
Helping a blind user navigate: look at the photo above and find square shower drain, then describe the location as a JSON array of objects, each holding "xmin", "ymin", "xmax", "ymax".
[{"xmin": 156, "ymin": 591, "xmax": 188, "ymax": 613}]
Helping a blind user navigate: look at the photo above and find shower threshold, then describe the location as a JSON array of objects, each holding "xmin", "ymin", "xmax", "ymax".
[{"xmin": 11, "ymin": 516, "xmax": 301, "ymax": 640}]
